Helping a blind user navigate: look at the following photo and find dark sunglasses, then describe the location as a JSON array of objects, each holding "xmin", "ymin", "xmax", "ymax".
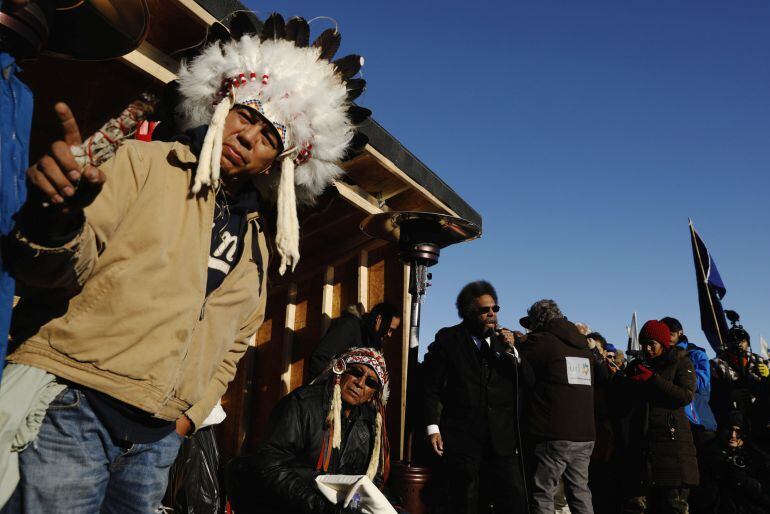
[
  {"xmin": 345, "ymin": 366, "xmax": 381, "ymax": 390},
  {"xmin": 477, "ymin": 305, "xmax": 500, "ymax": 315}
]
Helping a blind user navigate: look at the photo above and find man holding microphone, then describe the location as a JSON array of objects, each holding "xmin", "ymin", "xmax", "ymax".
[{"xmin": 422, "ymin": 280, "xmax": 534, "ymax": 514}]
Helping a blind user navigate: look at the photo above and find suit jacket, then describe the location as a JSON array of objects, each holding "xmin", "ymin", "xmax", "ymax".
[{"xmin": 422, "ymin": 323, "xmax": 534, "ymax": 457}]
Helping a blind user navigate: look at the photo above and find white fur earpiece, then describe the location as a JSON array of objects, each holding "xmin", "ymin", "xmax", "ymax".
[
  {"xmin": 366, "ymin": 410, "xmax": 382, "ymax": 480},
  {"xmin": 275, "ymin": 156, "xmax": 300, "ymax": 275},
  {"xmin": 331, "ymin": 381, "xmax": 343, "ymax": 449},
  {"xmin": 192, "ymin": 96, "xmax": 233, "ymax": 194}
]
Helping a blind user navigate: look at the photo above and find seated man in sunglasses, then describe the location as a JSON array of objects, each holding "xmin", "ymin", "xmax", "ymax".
[{"xmin": 229, "ymin": 348, "xmax": 393, "ymax": 514}]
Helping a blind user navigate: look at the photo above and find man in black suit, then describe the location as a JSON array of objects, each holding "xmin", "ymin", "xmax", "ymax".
[{"xmin": 423, "ymin": 280, "xmax": 534, "ymax": 514}]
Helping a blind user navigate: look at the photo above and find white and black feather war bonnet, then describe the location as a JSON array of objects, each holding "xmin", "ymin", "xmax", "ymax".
[{"xmin": 176, "ymin": 13, "xmax": 371, "ymax": 274}]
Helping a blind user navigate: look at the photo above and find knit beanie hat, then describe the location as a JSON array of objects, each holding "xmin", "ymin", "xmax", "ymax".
[{"xmin": 640, "ymin": 320, "xmax": 671, "ymax": 349}]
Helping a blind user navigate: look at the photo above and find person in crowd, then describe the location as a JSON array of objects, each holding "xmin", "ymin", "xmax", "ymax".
[
  {"xmin": 615, "ymin": 320, "xmax": 698, "ymax": 514},
  {"xmin": 698, "ymin": 411, "xmax": 770, "ymax": 514},
  {"xmin": 519, "ymin": 299, "xmax": 603, "ymax": 514},
  {"xmin": 229, "ymin": 348, "xmax": 393, "ymax": 514},
  {"xmin": 590, "ymin": 336, "xmax": 624, "ymax": 514},
  {"xmin": 660, "ymin": 317, "xmax": 718, "ymax": 441},
  {"xmin": 710, "ymin": 321, "xmax": 769, "ymax": 424},
  {"xmin": 3, "ymin": 18, "xmax": 369, "ymax": 512},
  {"xmin": 576, "ymin": 322, "xmax": 592, "ymax": 336},
  {"xmin": 422, "ymin": 280, "xmax": 533, "ymax": 514},
  {"xmin": 587, "ymin": 331, "xmax": 607, "ymax": 356},
  {"xmin": 0, "ymin": 0, "xmax": 34, "ymax": 378},
  {"xmin": 614, "ymin": 349, "xmax": 628, "ymax": 371},
  {"xmin": 660, "ymin": 317, "xmax": 717, "ymax": 513},
  {"xmin": 0, "ymin": 0, "xmax": 147, "ymax": 383},
  {"xmin": 309, "ymin": 302, "xmax": 401, "ymax": 380}
]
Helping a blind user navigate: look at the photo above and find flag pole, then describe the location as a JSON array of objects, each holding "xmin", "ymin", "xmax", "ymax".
[{"xmin": 689, "ymin": 219, "xmax": 726, "ymax": 352}]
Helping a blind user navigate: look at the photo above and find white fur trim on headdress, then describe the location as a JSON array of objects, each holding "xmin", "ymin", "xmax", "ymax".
[
  {"xmin": 330, "ymin": 379, "xmax": 343, "ymax": 449},
  {"xmin": 366, "ymin": 411, "xmax": 383, "ymax": 480},
  {"xmin": 177, "ymin": 35, "xmax": 353, "ymax": 205},
  {"xmin": 276, "ymin": 156, "xmax": 300, "ymax": 274},
  {"xmin": 192, "ymin": 96, "xmax": 232, "ymax": 194}
]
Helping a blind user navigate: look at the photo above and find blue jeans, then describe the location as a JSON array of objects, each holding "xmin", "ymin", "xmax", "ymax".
[{"xmin": 8, "ymin": 387, "xmax": 183, "ymax": 513}]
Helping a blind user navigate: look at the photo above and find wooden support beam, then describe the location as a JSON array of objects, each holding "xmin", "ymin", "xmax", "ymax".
[
  {"xmin": 334, "ymin": 181, "xmax": 384, "ymax": 215},
  {"xmin": 281, "ymin": 283, "xmax": 297, "ymax": 394},
  {"xmin": 378, "ymin": 183, "xmax": 411, "ymax": 201},
  {"xmin": 364, "ymin": 144, "xmax": 459, "ymax": 217},
  {"xmin": 399, "ymin": 262, "xmax": 411, "ymax": 461},
  {"xmin": 120, "ymin": 41, "xmax": 178, "ymax": 84},
  {"xmin": 169, "ymin": 0, "xmax": 218, "ymax": 24},
  {"xmin": 321, "ymin": 266, "xmax": 334, "ymax": 335},
  {"xmin": 357, "ymin": 250, "xmax": 369, "ymax": 311}
]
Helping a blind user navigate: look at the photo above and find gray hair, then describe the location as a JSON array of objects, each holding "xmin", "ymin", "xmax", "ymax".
[{"xmin": 527, "ymin": 299, "xmax": 564, "ymax": 331}]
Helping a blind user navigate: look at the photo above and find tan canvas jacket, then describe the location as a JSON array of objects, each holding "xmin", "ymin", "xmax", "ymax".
[{"xmin": 7, "ymin": 140, "xmax": 269, "ymax": 428}]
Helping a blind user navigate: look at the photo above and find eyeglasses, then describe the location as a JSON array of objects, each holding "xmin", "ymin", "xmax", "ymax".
[
  {"xmin": 477, "ymin": 305, "xmax": 500, "ymax": 315},
  {"xmin": 345, "ymin": 366, "xmax": 381, "ymax": 390}
]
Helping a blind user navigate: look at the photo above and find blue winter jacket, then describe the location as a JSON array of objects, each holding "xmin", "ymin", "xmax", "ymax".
[
  {"xmin": 677, "ymin": 340, "xmax": 717, "ymax": 431},
  {"xmin": 0, "ymin": 52, "xmax": 33, "ymax": 381}
]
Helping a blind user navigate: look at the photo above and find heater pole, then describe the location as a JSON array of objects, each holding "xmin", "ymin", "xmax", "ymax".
[{"xmin": 359, "ymin": 212, "xmax": 482, "ymax": 514}]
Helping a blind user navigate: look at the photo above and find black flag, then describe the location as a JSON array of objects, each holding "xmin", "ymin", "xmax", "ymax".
[{"xmin": 689, "ymin": 220, "xmax": 729, "ymax": 353}]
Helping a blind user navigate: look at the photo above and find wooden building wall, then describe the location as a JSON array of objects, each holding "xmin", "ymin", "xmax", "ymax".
[{"xmin": 217, "ymin": 242, "xmax": 411, "ymax": 466}]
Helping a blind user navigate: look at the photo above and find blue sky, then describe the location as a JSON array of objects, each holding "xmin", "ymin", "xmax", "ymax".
[{"xmin": 244, "ymin": 1, "xmax": 770, "ymax": 357}]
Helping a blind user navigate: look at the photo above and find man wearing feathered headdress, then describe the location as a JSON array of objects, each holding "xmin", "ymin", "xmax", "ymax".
[
  {"xmin": 229, "ymin": 347, "xmax": 393, "ymax": 514},
  {"xmin": 3, "ymin": 13, "xmax": 369, "ymax": 512}
]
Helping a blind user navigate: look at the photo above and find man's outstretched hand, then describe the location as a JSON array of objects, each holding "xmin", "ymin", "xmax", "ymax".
[{"xmin": 26, "ymin": 103, "xmax": 105, "ymax": 213}]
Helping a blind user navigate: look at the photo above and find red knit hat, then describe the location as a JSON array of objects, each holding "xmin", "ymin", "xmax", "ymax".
[{"xmin": 640, "ymin": 320, "xmax": 672, "ymax": 349}]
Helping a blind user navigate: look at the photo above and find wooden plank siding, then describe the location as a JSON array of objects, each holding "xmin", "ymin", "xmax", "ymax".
[{"xmin": 219, "ymin": 243, "xmax": 409, "ymax": 465}]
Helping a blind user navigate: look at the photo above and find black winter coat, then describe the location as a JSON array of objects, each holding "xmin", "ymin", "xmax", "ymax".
[
  {"xmin": 422, "ymin": 323, "xmax": 534, "ymax": 457},
  {"xmin": 519, "ymin": 318, "xmax": 602, "ymax": 442},
  {"xmin": 228, "ymin": 381, "xmax": 382, "ymax": 514},
  {"xmin": 309, "ymin": 312, "xmax": 374, "ymax": 380},
  {"xmin": 616, "ymin": 348, "xmax": 699, "ymax": 489}
]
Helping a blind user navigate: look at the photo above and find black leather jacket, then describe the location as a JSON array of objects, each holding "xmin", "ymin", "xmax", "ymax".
[{"xmin": 228, "ymin": 381, "xmax": 382, "ymax": 514}]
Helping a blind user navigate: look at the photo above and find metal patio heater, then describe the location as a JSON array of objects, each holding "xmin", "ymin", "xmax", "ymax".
[{"xmin": 361, "ymin": 211, "xmax": 480, "ymax": 513}]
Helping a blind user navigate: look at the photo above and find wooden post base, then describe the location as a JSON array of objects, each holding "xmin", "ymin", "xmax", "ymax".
[{"xmin": 388, "ymin": 461, "xmax": 432, "ymax": 514}]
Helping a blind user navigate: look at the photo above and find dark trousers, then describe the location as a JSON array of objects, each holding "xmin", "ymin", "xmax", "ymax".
[
  {"xmin": 441, "ymin": 446, "xmax": 528, "ymax": 514},
  {"xmin": 689, "ymin": 426, "xmax": 716, "ymax": 513},
  {"xmin": 622, "ymin": 488, "xmax": 689, "ymax": 514},
  {"xmin": 590, "ymin": 459, "xmax": 623, "ymax": 514}
]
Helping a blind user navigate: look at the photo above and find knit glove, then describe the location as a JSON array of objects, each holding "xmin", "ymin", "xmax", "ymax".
[
  {"xmin": 757, "ymin": 363, "xmax": 769, "ymax": 378},
  {"xmin": 629, "ymin": 364, "xmax": 653, "ymax": 383}
]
